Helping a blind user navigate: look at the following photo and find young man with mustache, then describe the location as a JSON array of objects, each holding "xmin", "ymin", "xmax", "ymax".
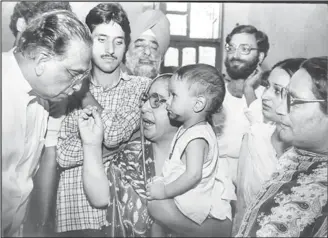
[
  {"xmin": 54, "ymin": 3, "xmax": 151, "ymax": 237},
  {"xmin": 123, "ymin": 9, "xmax": 170, "ymax": 79},
  {"xmin": 213, "ymin": 25, "xmax": 270, "ymax": 185}
]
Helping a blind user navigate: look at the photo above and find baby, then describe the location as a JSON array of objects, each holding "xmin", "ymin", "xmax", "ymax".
[{"xmin": 146, "ymin": 64, "xmax": 235, "ymax": 236}]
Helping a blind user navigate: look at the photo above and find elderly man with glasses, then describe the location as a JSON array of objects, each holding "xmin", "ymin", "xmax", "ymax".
[
  {"xmin": 2, "ymin": 10, "xmax": 93, "ymax": 237},
  {"xmin": 213, "ymin": 24, "xmax": 270, "ymax": 188}
]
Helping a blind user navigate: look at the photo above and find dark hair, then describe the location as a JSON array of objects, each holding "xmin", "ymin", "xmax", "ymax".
[
  {"xmin": 86, "ymin": 3, "xmax": 131, "ymax": 47},
  {"xmin": 226, "ymin": 25, "xmax": 270, "ymax": 58},
  {"xmin": 272, "ymin": 58, "xmax": 307, "ymax": 77},
  {"xmin": 301, "ymin": 56, "xmax": 328, "ymax": 114},
  {"xmin": 35, "ymin": 1, "xmax": 71, "ymax": 15},
  {"xmin": 174, "ymin": 64, "xmax": 226, "ymax": 122},
  {"xmin": 16, "ymin": 10, "xmax": 92, "ymax": 59},
  {"xmin": 10, "ymin": 2, "xmax": 37, "ymax": 37},
  {"xmin": 9, "ymin": 1, "xmax": 72, "ymax": 37},
  {"xmin": 261, "ymin": 58, "xmax": 306, "ymax": 88}
]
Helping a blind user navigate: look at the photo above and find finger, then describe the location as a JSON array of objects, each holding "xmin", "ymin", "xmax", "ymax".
[
  {"xmin": 91, "ymin": 108, "xmax": 102, "ymax": 125},
  {"xmin": 82, "ymin": 107, "xmax": 93, "ymax": 116},
  {"xmin": 80, "ymin": 112, "xmax": 89, "ymax": 120}
]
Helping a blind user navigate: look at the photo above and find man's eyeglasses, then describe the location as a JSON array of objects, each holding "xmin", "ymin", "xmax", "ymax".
[
  {"xmin": 280, "ymin": 87, "xmax": 326, "ymax": 113},
  {"xmin": 66, "ymin": 68, "xmax": 91, "ymax": 88},
  {"xmin": 140, "ymin": 92, "xmax": 167, "ymax": 109},
  {"xmin": 225, "ymin": 43, "xmax": 259, "ymax": 55}
]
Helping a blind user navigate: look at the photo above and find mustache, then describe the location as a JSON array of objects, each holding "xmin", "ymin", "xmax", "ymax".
[
  {"xmin": 101, "ymin": 54, "xmax": 117, "ymax": 60},
  {"xmin": 138, "ymin": 57, "xmax": 157, "ymax": 65},
  {"xmin": 229, "ymin": 58, "xmax": 247, "ymax": 64}
]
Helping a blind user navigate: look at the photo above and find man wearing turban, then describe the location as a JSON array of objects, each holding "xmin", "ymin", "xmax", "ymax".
[{"xmin": 124, "ymin": 9, "xmax": 170, "ymax": 79}]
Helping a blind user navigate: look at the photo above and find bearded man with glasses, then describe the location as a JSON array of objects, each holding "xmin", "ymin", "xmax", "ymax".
[{"xmin": 213, "ymin": 24, "xmax": 270, "ymax": 194}]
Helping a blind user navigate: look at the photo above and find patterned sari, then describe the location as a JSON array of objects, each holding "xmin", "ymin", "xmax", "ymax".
[
  {"xmin": 236, "ymin": 147, "xmax": 328, "ymax": 237},
  {"xmin": 101, "ymin": 138, "xmax": 155, "ymax": 237}
]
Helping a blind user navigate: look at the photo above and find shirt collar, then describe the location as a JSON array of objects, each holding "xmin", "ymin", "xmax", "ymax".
[
  {"xmin": 9, "ymin": 48, "xmax": 34, "ymax": 95},
  {"xmin": 90, "ymin": 70, "xmax": 132, "ymax": 89}
]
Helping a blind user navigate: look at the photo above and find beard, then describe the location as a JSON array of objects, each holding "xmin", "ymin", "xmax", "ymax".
[
  {"xmin": 125, "ymin": 51, "xmax": 161, "ymax": 79},
  {"xmin": 224, "ymin": 55, "xmax": 259, "ymax": 80}
]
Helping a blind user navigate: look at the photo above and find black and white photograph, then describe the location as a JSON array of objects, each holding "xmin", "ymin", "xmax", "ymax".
[{"xmin": 1, "ymin": 1, "xmax": 328, "ymax": 237}]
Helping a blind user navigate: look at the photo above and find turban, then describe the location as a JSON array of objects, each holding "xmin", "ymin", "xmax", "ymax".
[{"xmin": 130, "ymin": 9, "xmax": 170, "ymax": 57}]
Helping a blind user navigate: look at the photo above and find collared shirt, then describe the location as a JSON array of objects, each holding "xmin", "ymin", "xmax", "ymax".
[
  {"xmin": 56, "ymin": 71, "xmax": 151, "ymax": 232},
  {"xmin": 2, "ymin": 49, "xmax": 49, "ymax": 236},
  {"xmin": 214, "ymin": 82, "xmax": 265, "ymax": 184}
]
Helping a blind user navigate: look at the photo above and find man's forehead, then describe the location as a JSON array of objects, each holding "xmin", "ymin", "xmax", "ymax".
[
  {"xmin": 134, "ymin": 34, "xmax": 158, "ymax": 45},
  {"xmin": 230, "ymin": 32, "xmax": 257, "ymax": 46}
]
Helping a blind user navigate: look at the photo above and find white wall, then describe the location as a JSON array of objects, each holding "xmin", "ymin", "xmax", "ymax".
[
  {"xmin": 2, "ymin": 2, "xmax": 328, "ymax": 71},
  {"xmin": 222, "ymin": 3, "xmax": 328, "ymax": 71}
]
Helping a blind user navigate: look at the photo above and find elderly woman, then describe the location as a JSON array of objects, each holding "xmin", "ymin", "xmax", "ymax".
[
  {"xmin": 78, "ymin": 74, "xmax": 234, "ymax": 237},
  {"xmin": 236, "ymin": 56, "xmax": 328, "ymax": 237},
  {"xmin": 232, "ymin": 58, "xmax": 306, "ymax": 235}
]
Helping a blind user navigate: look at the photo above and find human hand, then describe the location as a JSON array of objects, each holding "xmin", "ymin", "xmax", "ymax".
[
  {"xmin": 77, "ymin": 106, "xmax": 104, "ymax": 146},
  {"xmin": 244, "ymin": 66, "xmax": 263, "ymax": 90},
  {"xmin": 146, "ymin": 180, "xmax": 166, "ymax": 200}
]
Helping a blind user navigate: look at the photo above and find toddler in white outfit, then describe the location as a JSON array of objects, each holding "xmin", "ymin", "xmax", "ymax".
[{"xmin": 146, "ymin": 64, "xmax": 236, "ymax": 236}]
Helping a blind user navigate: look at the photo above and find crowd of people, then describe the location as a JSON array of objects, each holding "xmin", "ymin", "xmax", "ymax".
[{"xmin": 2, "ymin": 1, "xmax": 327, "ymax": 238}]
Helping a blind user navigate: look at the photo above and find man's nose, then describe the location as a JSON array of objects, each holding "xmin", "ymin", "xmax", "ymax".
[
  {"xmin": 72, "ymin": 81, "xmax": 83, "ymax": 92},
  {"xmin": 105, "ymin": 41, "xmax": 115, "ymax": 54},
  {"xmin": 143, "ymin": 45, "xmax": 151, "ymax": 56},
  {"xmin": 166, "ymin": 95, "xmax": 172, "ymax": 108},
  {"xmin": 233, "ymin": 48, "xmax": 241, "ymax": 58}
]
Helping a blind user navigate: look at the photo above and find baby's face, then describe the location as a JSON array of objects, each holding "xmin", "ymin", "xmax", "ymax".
[{"xmin": 166, "ymin": 76, "xmax": 196, "ymax": 123}]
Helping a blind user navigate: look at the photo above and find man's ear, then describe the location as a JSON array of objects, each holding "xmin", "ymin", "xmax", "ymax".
[
  {"xmin": 16, "ymin": 18, "xmax": 27, "ymax": 33},
  {"xmin": 193, "ymin": 95, "xmax": 207, "ymax": 113},
  {"xmin": 258, "ymin": 52, "xmax": 265, "ymax": 66},
  {"xmin": 34, "ymin": 53, "xmax": 51, "ymax": 76}
]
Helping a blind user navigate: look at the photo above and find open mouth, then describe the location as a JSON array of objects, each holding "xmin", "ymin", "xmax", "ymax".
[
  {"xmin": 142, "ymin": 117, "xmax": 155, "ymax": 127},
  {"xmin": 262, "ymin": 103, "xmax": 271, "ymax": 110},
  {"xmin": 139, "ymin": 59, "xmax": 153, "ymax": 65}
]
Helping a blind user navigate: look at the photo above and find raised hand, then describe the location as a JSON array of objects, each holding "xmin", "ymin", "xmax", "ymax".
[
  {"xmin": 244, "ymin": 66, "xmax": 263, "ymax": 90},
  {"xmin": 77, "ymin": 106, "xmax": 104, "ymax": 146}
]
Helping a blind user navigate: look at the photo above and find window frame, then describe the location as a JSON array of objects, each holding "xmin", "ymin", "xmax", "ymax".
[{"xmin": 160, "ymin": 2, "xmax": 224, "ymax": 72}]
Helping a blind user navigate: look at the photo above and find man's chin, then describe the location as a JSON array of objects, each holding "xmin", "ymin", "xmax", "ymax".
[{"xmin": 134, "ymin": 65, "xmax": 159, "ymax": 79}]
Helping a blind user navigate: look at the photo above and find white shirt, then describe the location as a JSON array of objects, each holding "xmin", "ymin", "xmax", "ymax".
[
  {"xmin": 214, "ymin": 83, "xmax": 265, "ymax": 184},
  {"xmin": 161, "ymin": 123, "xmax": 234, "ymax": 224},
  {"xmin": 2, "ymin": 49, "xmax": 49, "ymax": 236}
]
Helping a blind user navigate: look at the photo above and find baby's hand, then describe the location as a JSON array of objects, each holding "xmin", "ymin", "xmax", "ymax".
[{"xmin": 146, "ymin": 180, "xmax": 166, "ymax": 200}]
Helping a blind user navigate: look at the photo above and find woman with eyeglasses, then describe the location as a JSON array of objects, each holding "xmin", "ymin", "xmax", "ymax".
[
  {"xmin": 78, "ymin": 73, "xmax": 233, "ymax": 237},
  {"xmin": 236, "ymin": 56, "xmax": 328, "ymax": 237},
  {"xmin": 232, "ymin": 58, "xmax": 307, "ymax": 235}
]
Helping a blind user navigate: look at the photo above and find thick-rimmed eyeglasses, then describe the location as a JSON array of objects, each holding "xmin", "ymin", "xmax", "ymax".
[
  {"xmin": 140, "ymin": 92, "xmax": 167, "ymax": 109},
  {"xmin": 225, "ymin": 43, "xmax": 259, "ymax": 55},
  {"xmin": 280, "ymin": 87, "xmax": 326, "ymax": 113}
]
